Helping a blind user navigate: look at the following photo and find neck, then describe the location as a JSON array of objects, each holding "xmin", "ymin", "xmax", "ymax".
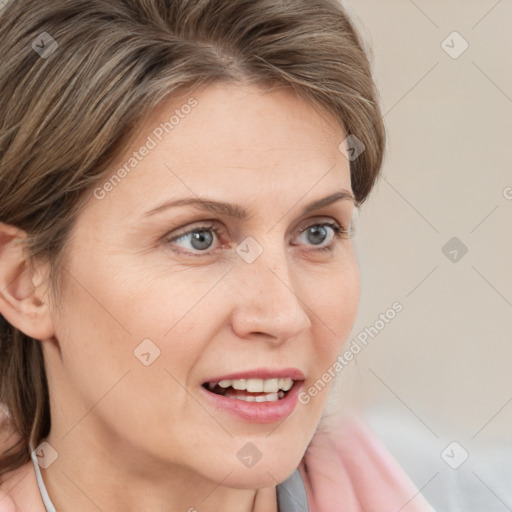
[{"xmin": 39, "ymin": 427, "xmax": 278, "ymax": 512}]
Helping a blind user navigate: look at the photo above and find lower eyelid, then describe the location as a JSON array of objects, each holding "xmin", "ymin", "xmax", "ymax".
[{"xmin": 166, "ymin": 221, "xmax": 347, "ymax": 254}]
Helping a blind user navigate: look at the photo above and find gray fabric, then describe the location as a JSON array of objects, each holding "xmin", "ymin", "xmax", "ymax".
[{"xmin": 276, "ymin": 468, "xmax": 310, "ymax": 512}]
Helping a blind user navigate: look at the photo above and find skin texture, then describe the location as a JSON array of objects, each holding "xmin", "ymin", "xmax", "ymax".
[{"xmin": 0, "ymin": 81, "xmax": 360, "ymax": 512}]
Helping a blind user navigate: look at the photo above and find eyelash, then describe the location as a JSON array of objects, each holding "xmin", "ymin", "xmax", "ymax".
[{"xmin": 165, "ymin": 220, "xmax": 352, "ymax": 257}]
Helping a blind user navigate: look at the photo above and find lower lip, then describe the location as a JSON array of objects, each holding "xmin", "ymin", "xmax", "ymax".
[{"xmin": 199, "ymin": 381, "xmax": 304, "ymax": 424}]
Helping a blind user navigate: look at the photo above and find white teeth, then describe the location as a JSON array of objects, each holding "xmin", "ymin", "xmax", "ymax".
[
  {"xmin": 263, "ymin": 378, "xmax": 279, "ymax": 392},
  {"xmin": 232, "ymin": 379, "xmax": 247, "ymax": 390},
  {"xmin": 255, "ymin": 392, "xmax": 278, "ymax": 402},
  {"xmin": 207, "ymin": 377, "xmax": 294, "ymax": 393},
  {"xmin": 225, "ymin": 391, "xmax": 281, "ymax": 402},
  {"xmin": 279, "ymin": 378, "xmax": 293, "ymax": 391},
  {"xmin": 246, "ymin": 379, "xmax": 264, "ymax": 392}
]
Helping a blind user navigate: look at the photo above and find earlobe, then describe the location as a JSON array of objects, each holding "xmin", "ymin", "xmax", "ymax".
[{"xmin": 0, "ymin": 222, "xmax": 55, "ymax": 342}]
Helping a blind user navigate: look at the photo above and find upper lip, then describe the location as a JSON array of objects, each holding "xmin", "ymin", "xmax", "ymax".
[{"xmin": 202, "ymin": 367, "xmax": 305, "ymax": 384}]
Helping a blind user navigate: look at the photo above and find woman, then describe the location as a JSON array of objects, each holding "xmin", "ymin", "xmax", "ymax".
[{"xmin": 0, "ymin": 0, "xmax": 434, "ymax": 510}]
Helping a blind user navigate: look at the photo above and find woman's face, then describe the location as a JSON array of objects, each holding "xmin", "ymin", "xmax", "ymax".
[{"xmin": 44, "ymin": 81, "xmax": 360, "ymax": 488}]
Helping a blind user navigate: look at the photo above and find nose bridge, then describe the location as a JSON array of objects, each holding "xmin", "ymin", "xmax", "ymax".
[
  {"xmin": 240, "ymin": 233, "xmax": 294, "ymax": 298},
  {"xmin": 230, "ymin": 235, "xmax": 311, "ymax": 339}
]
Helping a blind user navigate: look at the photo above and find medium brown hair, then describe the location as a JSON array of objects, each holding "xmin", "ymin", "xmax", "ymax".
[{"xmin": 0, "ymin": 0, "xmax": 385, "ymax": 479}]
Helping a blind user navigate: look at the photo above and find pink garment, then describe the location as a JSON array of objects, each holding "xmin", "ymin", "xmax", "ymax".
[
  {"xmin": 298, "ymin": 412, "xmax": 434, "ymax": 511},
  {"xmin": 0, "ymin": 406, "xmax": 434, "ymax": 511}
]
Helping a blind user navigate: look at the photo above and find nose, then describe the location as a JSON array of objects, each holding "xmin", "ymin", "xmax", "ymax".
[{"xmin": 229, "ymin": 243, "xmax": 312, "ymax": 342}]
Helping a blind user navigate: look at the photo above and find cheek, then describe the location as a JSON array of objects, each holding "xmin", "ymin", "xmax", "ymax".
[
  {"xmin": 333, "ymin": 266, "xmax": 360, "ymax": 339},
  {"xmin": 50, "ymin": 271, "xmax": 209, "ymax": 452},
  {"xmin": 308, "ymin": 257, "xmax": 360, "ymax": 352},
  {"xmin": 51, "ymin": 252, "xmax": 227, "ymax": 410},
  {"xmin": 297, "ymin": 262, "xmax": 360, "ymax": 419},
  {"xmin": 52, "ymin": 277, "xmax": 133, "ymax": 392}
]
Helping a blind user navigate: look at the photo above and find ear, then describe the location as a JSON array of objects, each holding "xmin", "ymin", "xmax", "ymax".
[{"xmin": 0, "ymin": 222, "xmax": 55, "ymax": 341}]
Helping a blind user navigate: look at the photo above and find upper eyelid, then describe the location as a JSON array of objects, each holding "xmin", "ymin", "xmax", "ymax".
[
  {"xmin": 167, "ymin": 218, "xmax": 346, "ymax": 250},
  {"xmin": 168, "ymin": 216, "xmax": 345, "ymax": 238},
  {"xmin": 160, "ymin": 198, "xmax": 355, "ymax": 237}
]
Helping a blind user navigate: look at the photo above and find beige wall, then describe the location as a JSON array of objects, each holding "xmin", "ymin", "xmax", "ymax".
[{"xmin": 337, "ymin": 0, "xmax": 512, "ymax": 444}]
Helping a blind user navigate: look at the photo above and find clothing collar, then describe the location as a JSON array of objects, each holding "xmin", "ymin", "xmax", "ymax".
[{"xmin": 276, "ymin": 468, "xmax": 310, "ymax": 512}]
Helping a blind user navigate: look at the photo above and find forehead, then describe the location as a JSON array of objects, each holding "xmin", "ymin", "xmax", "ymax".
[{"xmin": 87, "ymin": 81, "xmax": 352, "ymax": 221}]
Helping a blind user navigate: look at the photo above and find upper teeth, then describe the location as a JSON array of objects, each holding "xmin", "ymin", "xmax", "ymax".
[{"xmin": 211, "ymin": 378, "xmax": 294, "ymax": 393}]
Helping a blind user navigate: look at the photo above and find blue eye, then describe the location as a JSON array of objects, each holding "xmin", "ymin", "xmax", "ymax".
[
  {"xmin": 295, "ymin": 222, "xmax": 348, "ymax": 251},
  {"xmin": 165, "ymin": 221, "xmax": 350, "ymax": 256},
  {"xmin": 170, "ymin": 224, "xmax": 219, "ymax": 252}
]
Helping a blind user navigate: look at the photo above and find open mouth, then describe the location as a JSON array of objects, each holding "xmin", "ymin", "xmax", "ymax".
[{"xmin": 202, "ymin": 378, "xmax": 296, "ymax": 403}]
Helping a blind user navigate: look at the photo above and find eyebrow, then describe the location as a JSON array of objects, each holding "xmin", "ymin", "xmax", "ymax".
[{"xmin": 143, "ymin": 189, "xmax": 357, "ymax": 219}]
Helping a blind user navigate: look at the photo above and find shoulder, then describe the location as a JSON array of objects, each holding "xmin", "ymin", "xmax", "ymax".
[
  {"xmin": 0, "ymin": 404, "xmax": 45, "ymax": 512},
  {"xmin": 298, "ymin": 412, "xmax": 436, "ymax": 512}
]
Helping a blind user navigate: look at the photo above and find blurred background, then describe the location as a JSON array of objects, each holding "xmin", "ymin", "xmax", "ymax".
[{"xmin": 336, "ymin": 1, "xmax": 512, "ymax": 510}]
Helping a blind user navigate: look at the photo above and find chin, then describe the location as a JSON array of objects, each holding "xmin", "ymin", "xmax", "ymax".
[
  {"xmin": 220, "ymin": 462, "xmax": 297, "ymax": 489},
  {"xmin": 207, "ymin": 455, "xmax": 303, "ymax": 490}
]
